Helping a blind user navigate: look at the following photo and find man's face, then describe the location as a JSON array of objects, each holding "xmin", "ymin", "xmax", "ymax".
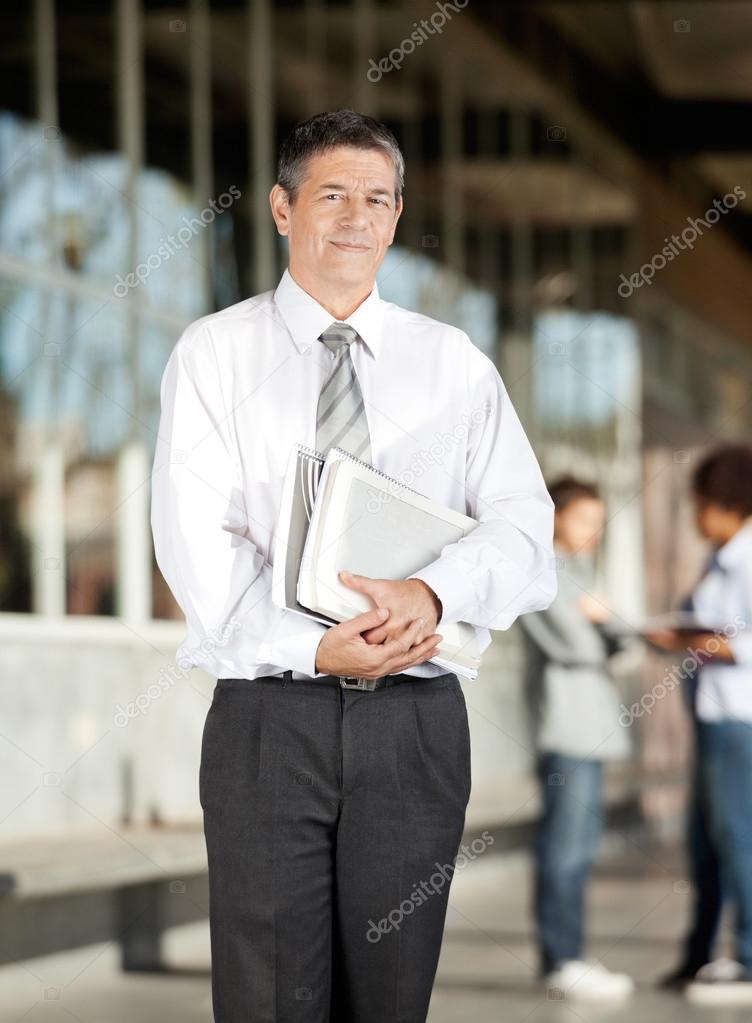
[
  {"xmin": 693, "ymin": 494, "xmax": 744, "ymax": 543},
  {"xmin": 555, "ymin": 497, "xmax": 606, "ymax": 555},
  {"xmin": 270, "ymin": 145, "xmax": 402, "ymax": 290}
]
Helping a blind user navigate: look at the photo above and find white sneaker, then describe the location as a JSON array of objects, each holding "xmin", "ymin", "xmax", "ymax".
[
  {"xmin": 686, "ymin": 958, "xmax": 752, "ymax": 1005},
  {"xmin": 543, "ymin": 959, "xmax": 634, "ymax": 1002}
]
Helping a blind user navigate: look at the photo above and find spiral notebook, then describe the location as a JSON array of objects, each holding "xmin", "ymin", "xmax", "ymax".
[
  {"xmin": 272, "ymin": 443, "xmax": 484, "ymax": 679},
  {"xmin": 272, "ymin": 444, "xmax": 331, "ymax": 626}
]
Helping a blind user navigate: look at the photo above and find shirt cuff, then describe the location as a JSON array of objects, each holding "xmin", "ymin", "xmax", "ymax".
[
  {"xmin": 258, "ymin": 626, "xmax": 328, "ymax": 677},
  {"xmin": 407, "ymin": 556, "xmax": 477, "ymax": 626}
]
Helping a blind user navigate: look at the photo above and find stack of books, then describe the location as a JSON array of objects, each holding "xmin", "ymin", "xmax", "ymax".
[{"xmin": 271, "ymin": 444, "xmax": 484, "ymax": 679}]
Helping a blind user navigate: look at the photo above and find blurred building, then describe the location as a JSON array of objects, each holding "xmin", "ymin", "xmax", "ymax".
[{"xmin": 1, "ymin": 0, "xmax": 752, "ymax": 843}]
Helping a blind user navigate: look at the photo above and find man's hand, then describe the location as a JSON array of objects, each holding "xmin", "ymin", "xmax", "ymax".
[
  {"xmin": 644, "ymin": 629, "xmax": 735, "ymax": 662},
  {"xmin": 578, "ymin": 592, "xmax": 612, "ymax": 625},
  {"xmin": 314, "ymin": 606, "xmax": 443, "ymax": 679},
  {"xmin": 338, "ymin": 570, "xmax": 442, "ymax": 645},
  {"xmin": 644, "ymin": 628, "xmax": 685, "ymax": 651}
]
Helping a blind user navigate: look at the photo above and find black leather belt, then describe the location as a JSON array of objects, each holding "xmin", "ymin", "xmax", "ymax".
[{"xmin": 276, "ymin": 670, "xmax": 404, "ymax": 691}]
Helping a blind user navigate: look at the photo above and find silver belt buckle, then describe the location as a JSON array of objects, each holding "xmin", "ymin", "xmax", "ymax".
[{"xmin": 339, "ymin": 676, "xmax": 378, "ymax": 691}]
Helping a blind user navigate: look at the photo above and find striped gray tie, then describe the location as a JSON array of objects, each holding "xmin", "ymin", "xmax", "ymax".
[{"xmin": 316, "ymin": 322, "xmax": 372, "ymax": 462}]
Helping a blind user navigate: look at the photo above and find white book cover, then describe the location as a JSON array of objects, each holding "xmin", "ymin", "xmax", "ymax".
[{"xmin": 297, "ymin": 446, "xmax": 484, "ymax": 679}]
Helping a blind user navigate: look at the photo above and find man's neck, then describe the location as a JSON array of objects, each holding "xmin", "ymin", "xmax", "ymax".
[
  {"xmin": 288, "ymin": 266, "xmax": 374, "ymax": 321},
  {"xmin": 717, "ymin": 514, "xmax": 752, "ymax": 549},
  {"xmin": 553, "ymin": 538, "xmax": 575, "ymax": 555}
]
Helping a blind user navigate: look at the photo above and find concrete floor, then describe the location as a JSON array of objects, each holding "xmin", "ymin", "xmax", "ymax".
[{"xmin": 1, "ymin": 842, "xmax": 747, "ymax": 1023}]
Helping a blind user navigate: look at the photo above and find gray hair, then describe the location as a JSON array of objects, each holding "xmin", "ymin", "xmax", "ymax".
[{"xmin": 277, "ymin": 109, "xmax": 404, "ymax": 206}]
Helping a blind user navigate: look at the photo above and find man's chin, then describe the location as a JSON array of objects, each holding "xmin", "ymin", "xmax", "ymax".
[
  {"xmin": 322, "ymin": 256, "xmax": 378, "ymax": 283},
  {"xmin": 330, "ymin": 249, "xmax": 373, "ymax": 265}
]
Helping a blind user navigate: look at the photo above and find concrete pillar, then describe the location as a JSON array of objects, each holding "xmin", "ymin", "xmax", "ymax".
[
  {"xmin": 115, "ymin": 0, "xmax": 151, "ymax": 623},
  {"xmin": 501, "ymin": 108, "xmax": 535, "ymax": 431},
  {"xmin": 32, "ymin": 444, "xmax": 66, "ymax": 615},
  {"xmin": 440, "ymin": 59, "xmax": 463, "ymax": 277},
  {"xmin": 354, "ymin": 0, "xmax": 375, "ymax": 116},
  {"xmin": 31, "ymin": 0, "xmax": 66, "ymax": 615},
  {"xmin": 190, "ymin": 0, "xmax": 213, "ymax": 309},
  {"xmin": 115, "ymin": 440, "xmax": 152, "ymax": 623},
  {"xmin": 249, "ymin": 0, "xmax": 275, "ymax": 292},
  {"xmin": 305, "ymin": 0, "xmax": 326, "ymax": 115}
]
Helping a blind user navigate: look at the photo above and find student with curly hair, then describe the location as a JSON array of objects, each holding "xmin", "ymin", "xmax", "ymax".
[{"xmin": 648, "ymin": 443, "xmax": 752, "ymax": 1005}]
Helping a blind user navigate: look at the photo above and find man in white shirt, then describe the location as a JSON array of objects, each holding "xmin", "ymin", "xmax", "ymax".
[{"xmin": 151, "ymin": 109, "xmax": 556, "ymax": 1023}]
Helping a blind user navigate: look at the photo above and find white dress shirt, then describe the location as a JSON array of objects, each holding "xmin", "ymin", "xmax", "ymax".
[
  {"xmin": 693, "ymin": 519, "xmax": 752, "ymax": 722},
  {"xmin": 150, "ymin": 267, "xmax": 557, "ymax": 681}
]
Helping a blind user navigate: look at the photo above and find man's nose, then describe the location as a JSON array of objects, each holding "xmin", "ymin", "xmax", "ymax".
[{"xmin": 339, "ymin": 199, "xmax": 370, "ymax": 229}]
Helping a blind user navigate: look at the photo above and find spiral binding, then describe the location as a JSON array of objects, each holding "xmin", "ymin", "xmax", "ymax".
[
  {"xmin": 295, "ymin": 443, "xmax": 424, "ymax": 500},
  {"xmin": 296, "ymin": 443, "xmax": 325, "ymax": 465}
]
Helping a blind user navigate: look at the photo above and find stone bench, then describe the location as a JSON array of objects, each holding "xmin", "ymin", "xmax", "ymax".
[{"xmin": 0, "ymin": 825, "xmax": 209, "ymax": 970}]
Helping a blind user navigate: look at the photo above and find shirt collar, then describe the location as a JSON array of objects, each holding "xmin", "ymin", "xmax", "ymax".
[
  {"xmin": 715, "ymin": 518, "xmax": 752, "ymax": 571},
  {"xmin": 273, "ymin": 267, "xmax": 384, "ymax": 359}
]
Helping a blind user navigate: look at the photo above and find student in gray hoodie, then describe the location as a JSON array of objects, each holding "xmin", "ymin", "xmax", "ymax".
[{"xmin": 519, "ymin": 476, "xmax": 634, "ymax": 1001}]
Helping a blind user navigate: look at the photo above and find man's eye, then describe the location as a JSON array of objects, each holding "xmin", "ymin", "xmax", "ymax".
[{"xmin": 325, "ymin": 194, "xmax": 341, "ymax": 200}]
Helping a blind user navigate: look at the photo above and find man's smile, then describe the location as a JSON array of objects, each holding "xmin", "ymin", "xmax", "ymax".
[{"xmin": 330, "ymin": 240, "xmax": 371, "ymax": 252}]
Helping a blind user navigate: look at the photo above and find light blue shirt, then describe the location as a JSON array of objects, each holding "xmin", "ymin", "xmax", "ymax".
[{"xmin": 693, "ymin": 519, "xmax": 752, "ymax": 722}]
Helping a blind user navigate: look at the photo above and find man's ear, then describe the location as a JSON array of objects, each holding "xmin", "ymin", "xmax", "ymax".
[{"xmin": 269, "ymin": 183, "xmax": 291, "ymax": 236}]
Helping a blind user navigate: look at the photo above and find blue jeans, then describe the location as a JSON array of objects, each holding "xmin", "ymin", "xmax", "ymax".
[
  {"xmin": 697, "ymin": 720, "xmax": 752, "ymax": 970},
  {"xmin": 534, "ymin": 753, "xmax": 603, "ymax": 975},
  {"xmin": 680, "ymin": 741, "xmax": 723, "ymax": 972}
]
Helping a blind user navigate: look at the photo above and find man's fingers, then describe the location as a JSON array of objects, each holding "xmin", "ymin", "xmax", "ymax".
[
  {"xmin": 341, "ymin": 606, "xmax": 389, "ymax": 637},
  {"xmin": 381, "ymin": 616, "xmax": 426, "ymax": 660},
  {"xmin": 387, "ymin": 633, "xmax": 443, "ymax": 673},
  {"xmin": 398, "ymin": 616, "xmax": 425, "ymax": 653},
  {"xmin": 349, "ymin": 626, "xmax": 443, "ymax": 678},
  {"xmin": 362, "ymin": 620, "xmax": 410, "ymax": 645},
  {"xmin": 338, "ymin": 615, "xmax": 441, "ymax": 677}
]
